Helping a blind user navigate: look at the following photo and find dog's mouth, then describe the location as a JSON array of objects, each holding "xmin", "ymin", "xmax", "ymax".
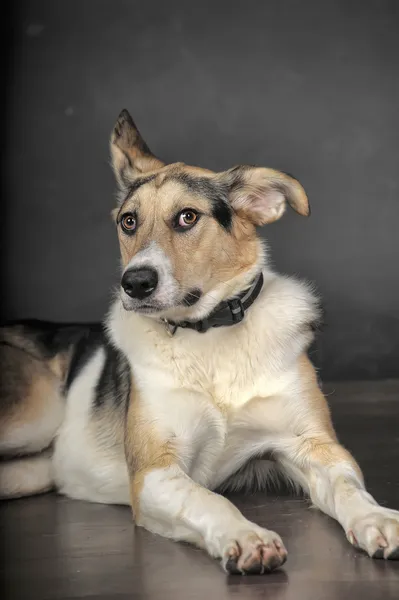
[
  {"xmin": 135, "ymin": 303, "xmax": 165, "ymax": 314},
  {"xmin": 121, "ymin": 288, "xmax": 203, "ymax": 315},
  {"xmin": 121, "ymin": 299, "xmax": 166, "ymax": 314}
]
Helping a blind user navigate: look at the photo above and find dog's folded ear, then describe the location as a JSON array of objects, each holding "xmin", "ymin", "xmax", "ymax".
[
  {"xmin": 110, "ymin": 109, "xmax": 165, "ymax": 190},
  {"xmin": 218, "ymin": 166, "xmax": 310, "ymax": 225}
]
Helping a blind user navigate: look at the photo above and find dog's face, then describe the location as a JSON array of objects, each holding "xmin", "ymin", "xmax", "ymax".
[{"xmin": 110, "ymin": 110, "xmax": 310, "ymax": 321}]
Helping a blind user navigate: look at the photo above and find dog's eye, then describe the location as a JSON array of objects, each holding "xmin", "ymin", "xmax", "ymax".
[
  {"xmin": 177, "ymin": 210, "xmax": 199, "ymax": 229},
  {"xmin": 120, "ymin": 213, "xmax": 137, "ymax": 234}
]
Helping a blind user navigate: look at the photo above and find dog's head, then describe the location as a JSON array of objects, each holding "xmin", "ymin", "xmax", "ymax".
[{"xmin": 110, "ymin": 109, "xmax": 309, "ymax": 321}]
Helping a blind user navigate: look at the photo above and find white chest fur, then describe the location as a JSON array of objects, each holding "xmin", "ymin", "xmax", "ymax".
[{"xmin": 109, "ymin": 270, "xmax": 319, "ymax": 411}]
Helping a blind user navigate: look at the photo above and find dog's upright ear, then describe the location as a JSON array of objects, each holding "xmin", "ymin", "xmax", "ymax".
[
  {"xmin": 218, "ymin": 166, "xmax": 310, "ymax": 225},
  {"xmin": 110, "ymin": 109, "xmax": 165, "ymax": 190}
]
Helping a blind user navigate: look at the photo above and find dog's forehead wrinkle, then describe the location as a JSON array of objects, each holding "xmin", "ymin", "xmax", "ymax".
[{"xmin": 121, "ymin": 175, "xmax": 157, "ymax": 204}]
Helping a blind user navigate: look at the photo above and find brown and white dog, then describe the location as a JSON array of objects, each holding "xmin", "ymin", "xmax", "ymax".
[{"xmin": 1, "ymin": 110, "xmax": 398, "ymax": 574}]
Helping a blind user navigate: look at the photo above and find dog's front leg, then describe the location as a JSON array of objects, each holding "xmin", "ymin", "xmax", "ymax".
[
  {"xmin": 132, "ymin": 463, "xmax": 289, "ymax": 574},
  {"xmin": 278, "ymin": 361, "xmax": 399, "ymax": 560},
  {"xmin": 124, "ymin": 388, "xmax": 287, "ymax": 574},
  {"xmin": 280, "ymin": 435, "xmax": 399, "ymax": 559}
]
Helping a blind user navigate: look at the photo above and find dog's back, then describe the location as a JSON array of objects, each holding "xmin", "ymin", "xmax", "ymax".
[{"xmin": 0, "ymin": 320, "xmax": 131, "ymax": 500}]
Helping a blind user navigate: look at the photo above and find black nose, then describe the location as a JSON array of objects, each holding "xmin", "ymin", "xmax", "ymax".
[{"xmin": 121, "ymin": 268, "xmax": 159, "ymax": 300}]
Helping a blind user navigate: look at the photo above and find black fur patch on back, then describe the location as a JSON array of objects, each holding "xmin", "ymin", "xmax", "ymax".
[
  {"xmin": 0, "ymin": 319, "xmax": 93, "ymax": 360},
  {"xmin": 93, "ymin": 341, "xmax": 131, "ymax": 410},
  {"xmin": 64, "ymin": 326, "xmax": 105, "ymax": 393},
  {"xmin": 1, "ymin": 317, "xmax": 101, "ymax": 355},
  {"xmin": 169, "ymin": 173, "xmax": 233, "ymax": 230},
  {"xmin": 0, "ymin": 319, "xmax": 107, "ymax": 394}
]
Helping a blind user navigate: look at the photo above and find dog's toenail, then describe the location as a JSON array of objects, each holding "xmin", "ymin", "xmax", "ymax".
[
  {"xmin": 267, "ymin": 555, "xmax": 282, "ymax": 571},
  {"xmin": 243, "ymin": 561, "xmax": 262, "ymax": 574},
  {"xmin": 225, "ymin": 558, "xmax": 241, "ymax": 574}
]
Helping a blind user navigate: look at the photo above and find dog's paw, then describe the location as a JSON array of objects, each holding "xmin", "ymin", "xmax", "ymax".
[
  {"xmin": 222, "ymin": 529, "xmax": 287, "ymax": 575},
  {"xmin": 347, "ymin": 509, "xmax": 399, "ymax": 559}
]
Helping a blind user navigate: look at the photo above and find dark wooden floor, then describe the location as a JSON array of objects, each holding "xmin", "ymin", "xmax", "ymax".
[{"xmin": 1, "ymin": 380, "xmax": 399, "ymax": 600}]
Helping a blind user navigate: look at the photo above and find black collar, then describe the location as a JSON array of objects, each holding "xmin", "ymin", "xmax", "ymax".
[{"xmin": 162, "ymin": 272, "xmax": 264, "ymax": 335}]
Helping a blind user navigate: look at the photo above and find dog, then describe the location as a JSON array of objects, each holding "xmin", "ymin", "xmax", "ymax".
[{"xmin": 1, "ymin": 109, "xmax": 398, "ymax": 575}]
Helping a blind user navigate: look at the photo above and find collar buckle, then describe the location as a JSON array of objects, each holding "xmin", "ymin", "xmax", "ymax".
[{"xmin": 228, "ymin": 298, "xmax": 245, "ymax": 324}]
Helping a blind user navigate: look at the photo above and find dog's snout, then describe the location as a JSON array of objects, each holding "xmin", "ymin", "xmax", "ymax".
[{"xmin": 121, "ymin": 268, "xmax": 159, "ymax": 300}]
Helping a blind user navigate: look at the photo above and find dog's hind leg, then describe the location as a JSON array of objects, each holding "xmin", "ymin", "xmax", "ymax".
[
  {"xmin": 0, "ymin": 343, "xmax": 65, "ymax": 457},
  {"xmin": 0, "ymin": 449, "xmax": 54, "ymax": 499}
]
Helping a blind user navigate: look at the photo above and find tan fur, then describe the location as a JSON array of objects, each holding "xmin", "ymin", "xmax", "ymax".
[
  {"xmin": 0, "ymin": 449, "xmax": 54, "ymax": 499},
  {"xmin": 110, "ymin": 110, "xmax": 310, "ymax": 318},
  {"xmin": 226, "ymin": 167, "xmax": 310, "ymax": 221},
  {"xmin": 298, "ymin": 354, "xmax": 338, "ymax": 441},
  {"xmin": 110, "ymin": 109, "xmax": 164, "ymax": 183},
  {"xmin": 124, "ymin": 385, "xmax": 177, "ymax": 518},
  {"xmin": 298, "ymin": 359, "xmax": 363, "ymax": 485},
  {"xmin": 0, "ymin": 344, "xmax": 64, "ymax": 455},
  {"xmin": 47, "ymin": 353, "xmax": 71, "ymax": 381},
  {"xmin": 116, "ymin": 174, "xmax": 261, "ymax": 295}
]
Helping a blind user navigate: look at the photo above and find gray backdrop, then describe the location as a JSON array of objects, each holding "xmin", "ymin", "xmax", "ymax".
[{"xmin": 3, "ymin": 0, "xmax": 399, "ymax": 380}]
